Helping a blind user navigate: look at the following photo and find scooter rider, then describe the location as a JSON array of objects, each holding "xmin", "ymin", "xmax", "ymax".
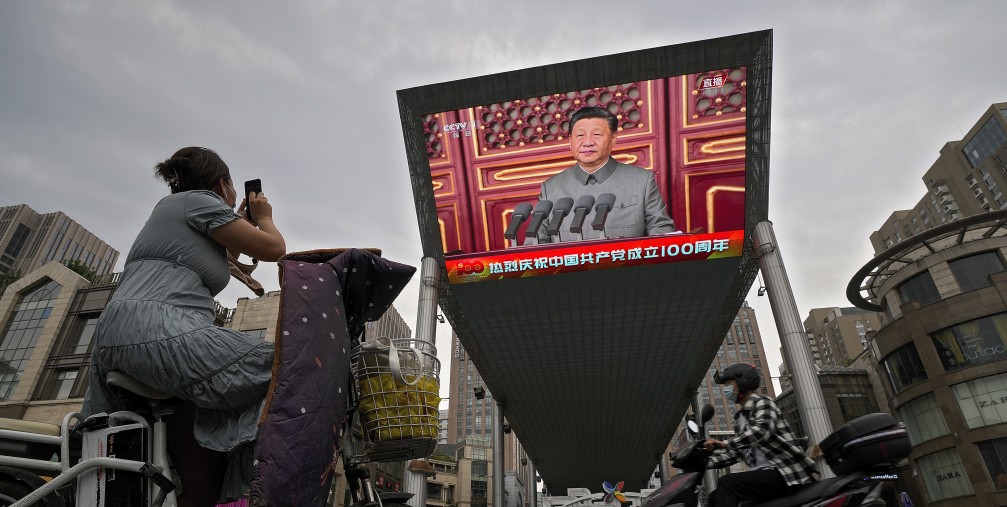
[{"xmin": 702, "ymin": 363, "xmax": 818, "ymax": 507}]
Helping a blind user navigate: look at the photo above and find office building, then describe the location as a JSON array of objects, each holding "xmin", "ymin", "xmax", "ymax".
[
  {"xmin": 446, "ymin": 331, "xmax": 532, "ymax": 506},
  {"xmin": 427, "ymin": 446, "xmax": 460, "ymax": 507},
  {"xmin": 0, "ymin": 262, "xmax": 109, "ymax": 422},
  {"xmin": 803, "ymin": 307, "xmax": 883, "ymax": 367},
  {"xmin": 364, "ymin": 304, "xmax": 411, "ymax": 341},
  {"xmin": 871, "ymin": 103, "xmax": 1007, "ymax": 252},
  {"xmin": 439, "ymin": 409, "xmax": 450, "ymax": 444},
  {"xmin": 849, "ymin": 103, "xmax": 1007, "ymax": 505},
  {"xmin": 775, "ymin": 366, "xmax": 880, "ymax": 442},
  {"xmin": 0, "ymin": 204, "xmax": 118, "ymax": 280}
]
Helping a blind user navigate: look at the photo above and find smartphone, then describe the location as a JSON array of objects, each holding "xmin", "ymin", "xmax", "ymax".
[{"xmin": 244, "ymin": 179, "xmax": 262, "ymax": 221}]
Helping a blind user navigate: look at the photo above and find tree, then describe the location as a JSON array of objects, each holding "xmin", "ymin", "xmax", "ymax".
[
  {"xmin": 429, "ymin": 449, "xmax": 457, "ymax": 463},
  {"xmin": 0, "ymin": 269, "xmax": 23, "ymax": 296},
  {"xmin": 63, "ymin": 259, "xmax": 96, "ymax": 282}
]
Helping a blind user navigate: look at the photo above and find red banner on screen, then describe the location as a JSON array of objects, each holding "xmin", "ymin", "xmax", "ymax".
[{"xmin": 445, "ymin": 230, "xmax": 743, "ymax": 284}]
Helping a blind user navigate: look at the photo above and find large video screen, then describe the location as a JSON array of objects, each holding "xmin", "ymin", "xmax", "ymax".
[{"xmin": 423, "ymin": 69, "xmax": 747, "ymax": 283}]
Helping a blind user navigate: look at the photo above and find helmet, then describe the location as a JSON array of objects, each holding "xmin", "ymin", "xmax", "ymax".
[{"xmin": 714, "ymin": 363, "xmax": 761, "ymax": 393}]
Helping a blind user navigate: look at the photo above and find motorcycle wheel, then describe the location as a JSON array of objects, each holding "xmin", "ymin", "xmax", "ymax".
[{"xmin": 0, "ymin": 467, "xmax": 64, "ymax": 507}]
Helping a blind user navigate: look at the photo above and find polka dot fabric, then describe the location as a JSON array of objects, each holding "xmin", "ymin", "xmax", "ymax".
[{"xmin": 250, "ymin": 249, "xmax": 415, "ymax": 507}]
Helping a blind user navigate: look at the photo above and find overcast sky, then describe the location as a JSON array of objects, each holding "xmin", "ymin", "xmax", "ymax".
[{"xmin": 3, "ymin": 1, "xmax": 1005, "ymax": 399}]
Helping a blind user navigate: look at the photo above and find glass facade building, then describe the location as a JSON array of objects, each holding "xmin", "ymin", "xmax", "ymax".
[{"xmin": 851, "ymin": 214, "xmax": 1007, "ymax": 506}]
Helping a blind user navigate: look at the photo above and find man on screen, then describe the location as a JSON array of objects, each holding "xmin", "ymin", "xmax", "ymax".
[{"xmin": 537, "ymin": 107, "xmax": 675, "ymax": 243}]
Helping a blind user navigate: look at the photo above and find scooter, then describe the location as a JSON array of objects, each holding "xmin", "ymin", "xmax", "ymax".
[{"xmin": 642, "ymin": 405, "xmax": 911, "ymax": 507}]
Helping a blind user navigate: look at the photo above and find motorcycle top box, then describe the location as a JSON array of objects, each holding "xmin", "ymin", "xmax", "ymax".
[{"xmin": 819, "ymin": 412, "xmax": 911, "ymax": 475}]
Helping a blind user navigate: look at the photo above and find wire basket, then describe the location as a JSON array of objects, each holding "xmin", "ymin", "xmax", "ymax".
[{"xmin": 350, "ymin": 337, "xmax": 441, "ymax": 462}]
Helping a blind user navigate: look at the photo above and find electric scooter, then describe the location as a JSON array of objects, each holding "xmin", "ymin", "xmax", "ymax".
[{"xmin": 642, "ymin": 406, "xmax": 911, "ymax": 507}]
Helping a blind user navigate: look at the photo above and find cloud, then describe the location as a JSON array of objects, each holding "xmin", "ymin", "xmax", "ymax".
[{"xmin": 3, "ymin": 0, "xmax": 1006, "ymax": 411}]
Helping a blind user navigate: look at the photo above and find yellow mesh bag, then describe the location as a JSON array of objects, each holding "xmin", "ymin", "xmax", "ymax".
[{"xmin": 351, "ymin": 337, "xmax": 441, "ymax": 461}]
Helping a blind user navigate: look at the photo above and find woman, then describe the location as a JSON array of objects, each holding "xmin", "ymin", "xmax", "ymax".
[{"xmin": 82, "ymin": 147, "xmax": 286, "ymax": 506}]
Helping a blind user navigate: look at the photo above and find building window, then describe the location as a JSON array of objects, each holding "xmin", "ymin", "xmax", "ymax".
[
  {"xmin": 962, "ymin": 115, "xmax": 1007, "ymax": 168},
  {"xmin": 243, "ymin": 328, "xmax": 267, "ymax": 340},
  {"xmin": 948, "ymin": 251, "xmax": 1005, "ymax": 292},
  {"xmin": 898, "ymin": 393, "xmax": 949, "ymax": 445},
  {"xmin": 830, "ymin": 375, "xmax": 875, "ymax": 422},
  {"xmin": 427, "ymin": 483, "xmax": 443, "ymax": 501},
  {"xmin": 882, "ymin": 343, "xmax": 927, "ymax": 394},
  {"xmin": 73, "ymin": 288, "xmax": 114, "ymax": 313},
  {"xmin": 931, "ymin": 312, "xmax": 1007, "ymax": 372},
  {"xmin": 3, "ymin": 224, "xmax": 32, "ymax": 259},
  {"xmin": 976, "ymin": 437, "xmax": 1007, "ymax": 492},
  {"xmin": 0, "ymin": 279, "xmax": 61, "ymax": 400},
  {"xmin": 951, "ymin": 372, "xmax": 1007, "ymax": 429},
  {"xmin": 916, "ymin": 448, "xmax": 974, "ymax": 501},
  {"xmin": 48, "ymin": 369, "xmax": 78, "ymax": 400},
  {"xmin": 71, "ymin": 317, "xmax": 98, "ymax": 355},
  {"xmin": 897, "ymin": 271, "xmax": 941, "ymax": 306}
]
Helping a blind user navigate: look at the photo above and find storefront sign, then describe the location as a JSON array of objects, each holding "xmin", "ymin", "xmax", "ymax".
[{"xmin": 952, "ymin": 372, "xmax": 1007, "ymax": 429}]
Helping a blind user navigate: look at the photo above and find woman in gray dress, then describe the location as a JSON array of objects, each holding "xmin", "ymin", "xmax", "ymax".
[{"xmin": 81, "ymin": 146, "xmax": 286, "ymax": 506}]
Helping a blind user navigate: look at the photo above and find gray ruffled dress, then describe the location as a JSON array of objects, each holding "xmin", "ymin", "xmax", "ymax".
[{"xmin": 82, "ymin": 190, "xmax": 273, "ymax": 453}]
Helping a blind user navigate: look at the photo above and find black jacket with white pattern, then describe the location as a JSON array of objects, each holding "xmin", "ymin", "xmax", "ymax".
[{"xmin": 706, "ymin": 394, "xmax": 819, "ymax": 486}]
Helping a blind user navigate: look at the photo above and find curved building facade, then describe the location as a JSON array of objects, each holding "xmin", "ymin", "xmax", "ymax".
[{"xmin": 849, "ymin": 212, "xmax": 1007, "ymax": 505}]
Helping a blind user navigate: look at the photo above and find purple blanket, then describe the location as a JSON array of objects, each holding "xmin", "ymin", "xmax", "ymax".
[{"xmin": 249, "ymin": 249, "xmax": 415, "ymax": 506}]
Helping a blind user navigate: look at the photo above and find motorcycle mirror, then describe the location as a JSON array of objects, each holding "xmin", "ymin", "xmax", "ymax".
[
  {"xmin": 701, "ymin": 404, "xmax": 715, "ymax": 424},
  {"xmin": 686, "ymin": 419, "xmax": 701, "ymax": 434}
]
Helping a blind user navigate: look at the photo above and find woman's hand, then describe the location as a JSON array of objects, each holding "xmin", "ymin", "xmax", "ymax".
[
  {"xmin": 213, "ymin": 192, "xmax": 286, "ymax": 261},
  {"xmin": 248, "ymin": 192, "xmax": 273, "ymax": 225},
  {"xmin": 237, "ymin": 192, "xmax": 273, "ymax": 227}
]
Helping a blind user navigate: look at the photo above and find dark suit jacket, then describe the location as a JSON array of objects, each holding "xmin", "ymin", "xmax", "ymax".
[{"xmin": 537, "ymin": 158, "xmax": 675, "ymax": 242}]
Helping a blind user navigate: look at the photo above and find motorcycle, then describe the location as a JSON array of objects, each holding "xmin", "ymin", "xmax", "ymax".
[{"xmin": 642, "ymin": 406, "xmax": 911, "ymax": 507}]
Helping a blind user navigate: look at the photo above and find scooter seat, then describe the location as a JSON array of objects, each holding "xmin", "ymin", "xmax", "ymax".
[
  {"xmin": 0, "ymin": 417, "xmax": 61, "ymax": 436},
  {"xmin": 748, "ymin": 476, "xmax": 847, "ymax": 507},
  {"xmin": 106, "ymin": 371, "xmax": 174, "ymax": 400}
]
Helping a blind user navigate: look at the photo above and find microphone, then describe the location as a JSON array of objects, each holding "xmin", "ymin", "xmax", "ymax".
[
  {"xmin": 568, "ymin": 195, "xmax": 596, "ymax": 234},
  {"xmin": 546, "ymin": 197, "xmax": 574, "ymax": 236},
  {"xmin": 504, "ymin": 203, "xmax": 533, "ymax": 240},
  {"xmin": 525, "ymin": 200, "xmax": 554, "ymax": 238},
  {"xmin": 591, "ymin": 193, "xmax": 617, "ymax": 231}
]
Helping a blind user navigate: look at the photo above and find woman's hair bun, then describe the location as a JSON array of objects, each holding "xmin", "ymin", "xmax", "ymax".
[
  {"xmin": 153, "ymin": 147, "xmax": 230, "ymax": 194},
  {"xmin": 154, "ymin": 156, "xmax": 191, "ymax": 190}
]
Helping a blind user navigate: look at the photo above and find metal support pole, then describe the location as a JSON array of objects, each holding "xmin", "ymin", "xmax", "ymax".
[
  {"xmin": 414, "ymin": 256, "xmax": 440, "ymax": 345},
  {"xmin": 405, "ymin": 461, "xmax": 434, "ymax": 507},
  {"xmin": 692, "ymin": 389, "xmax": 717, "ymax": 495},
  {"xmin": 529, "ymin": 462, "xmax": 538, "ymax": 507},
  {"xmin": 403, "ymin": 256, "xmax": 441, "ymax": 506},
  {"xmin": 753, "ymin": 221, "xmax": 833, "ymax": 477},
  {"xmin": 494, "ymin": 402, "xmax": 505, "ymax": 507}
]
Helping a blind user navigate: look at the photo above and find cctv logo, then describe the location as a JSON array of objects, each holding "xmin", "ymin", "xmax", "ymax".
[{"xmin": 443, "ymin": 122, "xmax": 470, "ymax": 132}]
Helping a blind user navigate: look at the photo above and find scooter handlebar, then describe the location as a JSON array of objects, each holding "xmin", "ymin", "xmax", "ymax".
[{"xmin": 670, "ymin": 440, "xmax": 710, "ymax": 472}]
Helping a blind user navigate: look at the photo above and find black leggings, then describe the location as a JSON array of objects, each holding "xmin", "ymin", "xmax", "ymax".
[
  {"xmin": 166, "ymin": 404, "xmax": 228, "ymax": 507},
  {"xmin": 709, "ymin": 469, "xmax": 804, "ymax": 507}
]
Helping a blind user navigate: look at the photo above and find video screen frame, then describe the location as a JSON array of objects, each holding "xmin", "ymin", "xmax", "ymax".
[{"xmin": 398, "ymin": 30, "xmax": 772, "ymax": 283}]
